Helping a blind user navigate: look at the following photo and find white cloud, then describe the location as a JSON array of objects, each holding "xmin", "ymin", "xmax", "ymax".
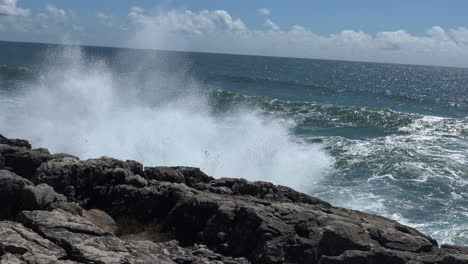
[
  {"xmin": 0, "ymin": 3, "xmax": 84, "ymax": 45},
  {"xmin": 3, "ymin": 6, "xmax": 468, "ymax": 68},
  {"xmin": 96, "ymin": 12, "xmax": 112, "ymax": 26},
  {"xmin": 450, "ymin": 27, "xmax": 468, "ymax": 44},
  {"xmin": 45, "ymin": 4, "xmax": 66, "ymax": 20},
  {"xmin": 130, "ymin": 6, "xmax": 144, "ymax": 14},
  {"xmin": 125, "ymin": 9, "xmax": 468, "ymax": 67},
  {"xmin": 264, "ymin": 19, "xmax": 279, "ymax": 31},
  {"xmin": 129, "ymin": 9, "xmax": 246, "ymax": 35},
  {"xmin": 258, "ymin": 8, "xmax": 271, "ymax": 16},
  {"xmin": 0, "ymin": 0, "xmax": 29, "ymax": 16}
]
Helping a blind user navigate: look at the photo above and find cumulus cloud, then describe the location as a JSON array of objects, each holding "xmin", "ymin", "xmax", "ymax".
[
  {"xmin": 264, "ymin": 19, "xmax": 279, "ymax": 31},
  {"xmin": 0, "ymin": 0, "xmax": 29, "ymax": 16},
  {"xmin": 45, "ymin": 4, "xmax": 66, "ymax": 20},
  {"xmin": 96, "ymin": 12, "xmax": 112, "ymax": 26},
  {"xmin": 450, "ymin": 27, "xmax": 468, "ymax": 44},
  {"xmin": 129, "ymin": 9, "xmax": 246, "ymax": 35},
  {"xmin": 3, "ymin": 5, "xmax": 468, "ymax": 67},
  {"xmin": 258, "ymin": 8, "xmax": 270, "ymax": 16},
  {"xmin": 0, "ymin": 3, "xmax": 84, "ymax": 45},
  {"xmin": 123, "ymin": 9, "xmax": 468, "ymax": 67}
]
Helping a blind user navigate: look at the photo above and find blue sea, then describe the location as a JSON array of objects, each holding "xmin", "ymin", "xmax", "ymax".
[{"xmin": 0, "ymin": 41, "xmax": 467, "ymax": 245}]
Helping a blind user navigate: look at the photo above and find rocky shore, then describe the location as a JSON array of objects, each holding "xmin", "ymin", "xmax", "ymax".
[{"xmin": 0, "ymin": 133, "xmax": 467, "ymax": 264}]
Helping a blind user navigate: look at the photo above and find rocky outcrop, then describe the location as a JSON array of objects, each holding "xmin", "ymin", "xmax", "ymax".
[{"xmin": 0, "ymin": 133, "xmax": 467, "ymax": 264}]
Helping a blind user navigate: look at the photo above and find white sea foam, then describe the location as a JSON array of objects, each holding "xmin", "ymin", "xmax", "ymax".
[{"xmin": 0, "ymin": 46, "xmax": 332, "ymax": 192}]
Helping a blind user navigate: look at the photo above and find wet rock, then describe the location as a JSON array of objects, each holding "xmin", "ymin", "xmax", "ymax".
[
  {"xmin": 0, "ymin": 170, "xmax": 33, "ymax": 219},
  {"xmin": 0, "ymin": 145, "xmax": 53, "ymax": 179},
  {"xmin": 0, "ymin": 134, "xmax": 31, "ymax": 149},
  {"xmin": 0, "ymin": 134, "xmax": 466, "ymax": 264},
  {"xmin": 144, "ymin": 166, "xmax": 186, "ymax": 183}
]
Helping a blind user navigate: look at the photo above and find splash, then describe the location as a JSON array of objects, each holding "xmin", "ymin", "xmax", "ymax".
[{"xmin": 0, "ymin": 46, "xmax": 331, "ymax": 191}]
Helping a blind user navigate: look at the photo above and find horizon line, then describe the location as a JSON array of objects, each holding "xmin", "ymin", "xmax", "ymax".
[{"xmin": 1, "ymin": 39, "xmax": 467, "ymax": 70}]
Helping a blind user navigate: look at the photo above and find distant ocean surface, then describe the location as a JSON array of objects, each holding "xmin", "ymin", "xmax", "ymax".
[{"xmin": 0, "ymin": 41, "xmax": 467, "ymax": 245}]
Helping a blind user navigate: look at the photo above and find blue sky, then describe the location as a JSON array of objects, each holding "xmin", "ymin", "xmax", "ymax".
[
  {"xmin": 15, "ymin": 0, "xmax": 468, "ymax": 35},
  {"xmin": 2, "ymin": 0, "xmax": 468, "ymax": 66}
]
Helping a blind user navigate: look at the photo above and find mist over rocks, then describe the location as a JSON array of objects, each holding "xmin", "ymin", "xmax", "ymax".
[{"xmin": 0, "ymin": 134, "xmax": 467, "ymax": 264}]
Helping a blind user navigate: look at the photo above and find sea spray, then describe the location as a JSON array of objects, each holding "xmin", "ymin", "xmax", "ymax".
[
  {"xmin": 2, "ymin": 42, "xmax": 467, "ymax": 245},
  {"xmin": 0, "ymin": 46, "xmax": 332, "ymax": 191}
]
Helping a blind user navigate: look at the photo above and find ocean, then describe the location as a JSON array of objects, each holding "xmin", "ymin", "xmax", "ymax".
[{"xmin": 0, "ymin": 40, "xmax": 467, "ymax": 245}]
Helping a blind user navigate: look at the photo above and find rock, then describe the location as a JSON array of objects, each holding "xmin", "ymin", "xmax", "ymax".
[
  {"xmin": 144, "ymin": 166, "xmax": 187, "ymax": 183},
  {"xmin": 318, "ymin": 249, "xmax": 407, "ymax": 264},
  {"xmin": 125, "ymin": 160, "xmax": 144, "ymax": 175},
  {"xmin": 0, "ymin": 134, "xmax": 466, "ymax": 264},
  {"xmin": 443, "ymin": 245, "xmax": 468, "ymax": 255},
  {"xmin": 16, "ymin": 209, "xmax": 174, "ymax": 263},
  {"xmin": 0, "ymin": 134, "xmax": 31, "ymax": 149},
  {"xmin": 12, "ymin": 209, "xmax": 247, "ymax": 264},
  {"xmin": 368, "ymin": 227, "xmax": 433, "ymax": 253},
  {"xmin": 83, "ymin": 209, "xmax": 118, "ymax": 234},
  {"xmin": 0, "ymin": 221, "xmax": 68, "ymax": 263},
  {"xmin": 0, "ymin": 145, "xmax": 53, "ymax": 179},
  {"xmin": 33, "ymin": 157, "xmax": 145, "ymax": 203},
  {"xmin": 0, "ymin": 169, "xmax": 82, "ymax": 221},
  {"xmin": 125, "ymin": 174, "xmax": 148, "ymax": 187},
  {"xmin": 21, "ymin": 184, "xmax": 67, "ymax": 210},
  {"xmin": 0, "ymin": 153, "xmax": 5, "ymax": 169},
  {"xmin": 0, "ymin": 170, "xmax": 32, "ymax": 219}
]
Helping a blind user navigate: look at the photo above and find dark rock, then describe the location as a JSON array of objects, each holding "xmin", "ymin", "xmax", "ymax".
[
  {"xmin": 125, "ymin": 174, "xmax": 148, "ymax": 187},
  {"xmin": 0, "ymin": 169, "xmax": 82, "ymax": 221},
  {"xmin": 0, "ymin": 134, "xmax": 31, "ymax": 149},
  {"xmin": 0, "ymin": 134, "xmax": 466, "ymax": 264},
  {"xmin": 126, "ymin": 159, "xmax": 144, "ymax": 175},
  {"xmin": 368, "ymin": 227, "xmax": 433, "ymax": 252},
  {"xmin": 29, "ymin": 153, "xmax": 468, "ymax": 263},
  {"xmin": 11, "ymin": 209, "xmax": 248, "ymax": 263},
  {"xmin": 318, "ymin": 249, "xmax": 407, "ymax": 264},
  {"xmin": 0, "ymin": 144, "xmax": 53, "ymax": 179},
  {"xmin": 319, "ymin": 221, "xmax": 370, "ymax": 256},
  {"xmin": 443, "ymin": 245, "xmax": 468, "ymax": 255},
  {"xmin": 443, "ymin": 254, "xmax": 468, "ymax": 264},
  {"xmin": 0, "ymin": 153, "xmax": 5, "ymax": 169},
  {"xmin": 144, "ymin": 166, "xmax": 187, "ymax": 183},
  {"xmin": 0, "ymin": 170, "xmax": 33, "ymax": 219},
  {"xmin": 21, "ymin": 183, "xmax": 67, "ymax": 210}
]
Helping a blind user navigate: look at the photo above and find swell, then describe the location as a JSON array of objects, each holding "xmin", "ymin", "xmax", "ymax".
[
  {"xmin": 0, "ymin": 65, "xmax": 34, "ymax": 80},
  {"xmin": 209, "ymin": 89, "xmax": 419, "ymax": 135},
  {"xmin": 203, "ymin": 73, "xmax": 468, "ymax": 110}
]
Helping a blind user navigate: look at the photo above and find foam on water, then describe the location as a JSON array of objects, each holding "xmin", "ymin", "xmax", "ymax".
[
  {"xmin": 316, "ymin": 114, "xmax": 468, "ymax": 245},
  {"xmin": 0, "ymin": 46, "xmax": 332, "ymax": 192},
  {"xmin": 1, "ymin": 43, "xmax": 467, "ymax": 246}
]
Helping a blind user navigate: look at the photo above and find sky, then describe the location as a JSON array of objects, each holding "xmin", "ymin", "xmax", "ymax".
[{"xmin": 1, "ymin": 0, "xmax": 468, "ymax": 67}]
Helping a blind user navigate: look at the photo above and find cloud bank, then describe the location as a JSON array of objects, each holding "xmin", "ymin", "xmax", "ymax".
[
  {"xmin": 127, "ymin": 8, "xmax": 468, "ymax": 67},
  {"xmin": 0, "ymin": 0, "xmax": 29, "ymax": 16},
  {"xmin": 2, "ymin": 2, "xmax": 468, "ymax": 67}
]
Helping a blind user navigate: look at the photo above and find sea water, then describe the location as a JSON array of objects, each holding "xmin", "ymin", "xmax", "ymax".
[{"xmin": 0, "ymin": 41, "xmax": 466, "ymax": 245}]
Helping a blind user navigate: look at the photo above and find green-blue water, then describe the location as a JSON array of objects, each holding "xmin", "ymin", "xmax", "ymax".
[{"xmin": 1, "ymin": 41, "xmax": 467, "ymax": 245}]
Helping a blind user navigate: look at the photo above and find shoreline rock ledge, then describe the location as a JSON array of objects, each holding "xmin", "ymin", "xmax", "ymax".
[{"xmin": 0, "ymin": 134, "xmax": 467, "ymax": 264}]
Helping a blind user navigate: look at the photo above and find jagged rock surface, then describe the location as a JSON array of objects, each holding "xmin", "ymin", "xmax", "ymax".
[{"xmin": 0, "ymin": 134, "xmax": 467, "ymax": 264}]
